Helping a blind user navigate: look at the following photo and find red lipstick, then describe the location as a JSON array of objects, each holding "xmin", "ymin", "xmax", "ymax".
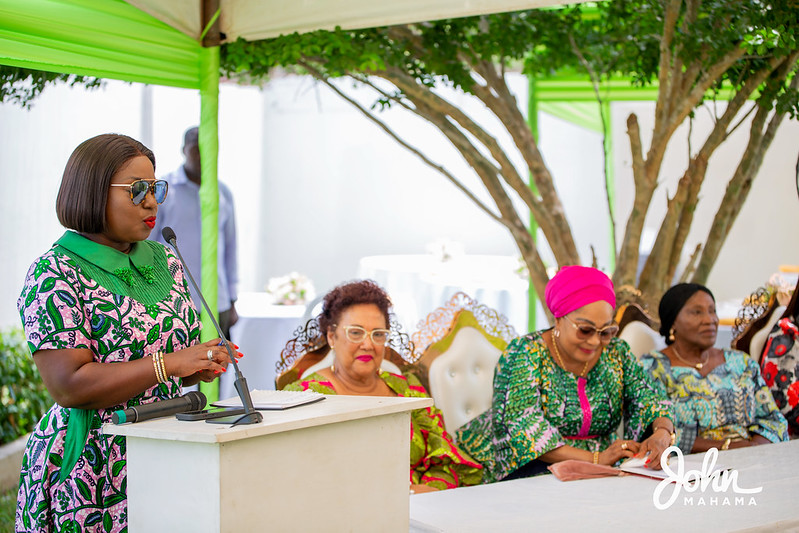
[{"xmin": 144, "ymin": 217, "xmax": 156, "ymax": 229}]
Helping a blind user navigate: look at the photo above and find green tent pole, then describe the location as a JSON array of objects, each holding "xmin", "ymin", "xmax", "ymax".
[
  {"xmin": 527, "ymin": 75, "xmax": 540, "ymax": 332},
  {"xmin": 198, "ymin": 45, "xmax": 220, "ymax": 402}
]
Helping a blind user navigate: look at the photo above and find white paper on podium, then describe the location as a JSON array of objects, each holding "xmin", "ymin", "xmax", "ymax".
[{"xmin": 212, "ymin": 389, "xmax": 325, "ymax": 410}]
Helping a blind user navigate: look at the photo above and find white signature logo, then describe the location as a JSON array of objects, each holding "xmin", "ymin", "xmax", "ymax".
[{"xmin": 652, "ymin": 446, "xmax": 762, "ymax": 510}]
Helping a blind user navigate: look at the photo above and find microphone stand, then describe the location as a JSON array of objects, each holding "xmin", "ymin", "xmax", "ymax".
[{"xmin": 164, "ymin": 229, "xmax": 262, "ymax": 426}]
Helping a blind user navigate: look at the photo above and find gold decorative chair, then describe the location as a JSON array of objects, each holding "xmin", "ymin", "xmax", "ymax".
[{"xmin": 408, "ymin": 292, "xmax": 518, "ymax": 435}]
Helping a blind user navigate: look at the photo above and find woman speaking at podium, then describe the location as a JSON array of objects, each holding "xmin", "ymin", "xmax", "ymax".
[{"xmin": 15, "ymin": 134, "xmax": 234, "ymax": 532}]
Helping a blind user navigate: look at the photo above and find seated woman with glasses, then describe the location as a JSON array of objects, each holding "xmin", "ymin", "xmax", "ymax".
[
  {"xmin": 640, "ymin": 283, "xmax": 788, "ymax": 453},
  {"xmin": 283, "ymin": 279, "xmax": 483, "ymax": 493},
  {"xmin": 456, "ymin": 266, "xmax": 674, "ymax": 483}
]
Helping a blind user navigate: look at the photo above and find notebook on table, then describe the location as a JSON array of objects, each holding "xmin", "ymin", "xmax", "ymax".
[{"xmin": 212, "ymin": 389, "xmax": 325, "ymax": 410}]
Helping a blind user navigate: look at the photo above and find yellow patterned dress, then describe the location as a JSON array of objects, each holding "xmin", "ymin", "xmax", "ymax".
[
  {"xmin": 285, "ymin": 371, "xmax": 483, "ymax": 489},
  {"xmin": 640, "ymin": 349, "xmax": 788, "ymax": 452}
]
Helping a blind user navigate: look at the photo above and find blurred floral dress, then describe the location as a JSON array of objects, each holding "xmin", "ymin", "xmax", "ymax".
[
  {"xmin": 456, "ymin": 332, "xmax": 672, "ymax": 483},
  {"xmin": 16, "ymin": 231, "xmax": 200, "ymax": 532},
  {"xmin": 641, "ymin": 349, "xmax": 788, "ymax": 452},
  {"xmin": 285, "ymin": 371, "xmax": 483, "ymax": 489}
]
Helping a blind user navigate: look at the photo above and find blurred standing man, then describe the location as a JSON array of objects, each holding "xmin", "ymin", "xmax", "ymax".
[{"xmin": 152, "ymin": 126, "xmax": 239, "ymax": 338}]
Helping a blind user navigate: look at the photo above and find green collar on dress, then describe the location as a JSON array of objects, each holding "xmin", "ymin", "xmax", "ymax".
[
  {"xmin": 56, "ymin": 230, "xmax": 155, "ymax": 277},
  {"xmin": 55, "ymin": 230, "xmax": 159, "ymax": 285},
  {"xmin": 52, "ymin": 230, "xmax": 173, "ymax": 307}
]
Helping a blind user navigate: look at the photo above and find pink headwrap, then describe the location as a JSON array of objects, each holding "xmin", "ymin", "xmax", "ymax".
[{"xmin": 544, "ymin": 265, "xmax": 616, "ymax": 318}]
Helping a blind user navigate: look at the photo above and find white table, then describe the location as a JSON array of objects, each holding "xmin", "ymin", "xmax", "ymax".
[
  {"xmin": 105, "ymin": 394, "xmax": 432, "ymax": 532},
  {"xmin": 219, "ymin": 292, "xmax": 305, "ymax": 397},
  {"xmin": 410, "ymin": 439, "xmax": 799, "ymax": 532},
  {"xmin": 358, "ymin": 254, "xmax": 531, "ymax": 335}
]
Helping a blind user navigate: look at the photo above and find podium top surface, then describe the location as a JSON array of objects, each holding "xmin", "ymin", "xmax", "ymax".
[{"xmin": 103, "ymin": 394, "xmax": 432, "ymax": 444}]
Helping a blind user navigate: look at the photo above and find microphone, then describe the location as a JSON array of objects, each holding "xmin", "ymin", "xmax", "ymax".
[
  {"xmin": 161, "ymin": 226, "xmax": 262, "ymax": 426},
  {"xmin": 112, "ymin": 391, "xmax": 206, "ymax": 424}
]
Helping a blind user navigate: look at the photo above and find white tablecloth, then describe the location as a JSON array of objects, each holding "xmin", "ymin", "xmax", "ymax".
[
  {"xmin": 357, "ymin": 254, "xmax": 531, "ymax": 335},
  {"xmin": 410, "ymin": 439, "xmax": 799, "ymax": 532},
  {"xmin": 218, "ymin": 292, "xmax": 306, "ymax": 398}
]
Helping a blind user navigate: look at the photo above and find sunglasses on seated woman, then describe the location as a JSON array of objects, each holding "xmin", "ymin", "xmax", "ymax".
[
  {"xmin": 562, "ymin": 315, "xmax": 619, "ymax": 342},
  {"xmin": 109, "ymin": 179, "xmax": 168, "ymax": 205},
  {"xmin": 336, "ymin": 325, "xmax": 391, "ymax": 345}
]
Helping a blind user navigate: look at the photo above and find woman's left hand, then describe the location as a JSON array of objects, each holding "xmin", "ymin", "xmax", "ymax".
[{"xmin": 637, "ymin": 429, "xmax": 673, "ymax": 470}]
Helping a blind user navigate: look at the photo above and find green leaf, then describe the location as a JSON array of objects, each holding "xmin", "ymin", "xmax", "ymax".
[
  {"xmin": 111, "ymin": 460, "xmax": 125, "ymax": 477},
  {"xmin": 40, "ymin": 276, "xmax": 56, "ymax": 293},
  {"xmin": 45, "ymin": 294, "xmax": 64, "ymax": 331},
  {"xmin": 146, "ymin": 324, "xmax": 161, "ymax": 345},
  {"xmin": 76, "ymin": 477, "xmax": 92, "ymax": 501}
]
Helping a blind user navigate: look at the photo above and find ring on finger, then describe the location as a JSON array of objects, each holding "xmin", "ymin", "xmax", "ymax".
[
  {"xmin": 207, "ymin": 349, "xmax": 214, "ymax": 361},
  {"xmin": 621, "ymin": 442, "xmax": 628, "ymax": 450}
]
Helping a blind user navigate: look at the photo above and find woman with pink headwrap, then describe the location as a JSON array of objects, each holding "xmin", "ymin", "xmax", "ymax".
[{"xmin": 456, "ymin": 266, "xmax": 674, "ymax": 483}]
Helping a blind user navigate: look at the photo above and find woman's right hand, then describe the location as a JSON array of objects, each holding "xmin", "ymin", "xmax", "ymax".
[
  {"xmin": 599, "ymin": 439, "xmax": 639, "ymax": 465},
  {"xmin": 164, "ymin": 338, "xmax": 242, "ymax": 379}
]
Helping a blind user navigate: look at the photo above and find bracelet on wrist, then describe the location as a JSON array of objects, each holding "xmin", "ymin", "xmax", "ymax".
[
  {"xmin": 721, "ymin": 437, "xmax": 732, "ymax": 451},
  {"xmin": 592, "ymin": 451, "xmax": 599, "ymax": 464},
  {"xmin": 652, "ymin": 425, "xmax": 676, "ymax": 446}
]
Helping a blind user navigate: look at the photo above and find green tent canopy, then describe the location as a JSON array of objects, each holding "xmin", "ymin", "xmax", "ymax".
[{"xmin": 2, "ymin": 0, "xmax": 590, "ymax": 399}]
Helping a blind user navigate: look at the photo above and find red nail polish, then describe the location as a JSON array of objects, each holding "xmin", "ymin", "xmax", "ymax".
[
  {"xmin": 233, "ymin": 343, "xmax": 240, "ymax": 349},
  {"xmin": 237, "ymin": 352, "xmax": 244, "ymax": 357}
]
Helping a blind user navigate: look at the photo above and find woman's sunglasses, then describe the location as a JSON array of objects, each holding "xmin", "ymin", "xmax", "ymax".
[
  {"xmin": 109, "ymin": 179, "xmax": 168, "ymax": 205},
  {"xmin": 562, "ymin": 315, "xmax": 619, "ymax": 342}
]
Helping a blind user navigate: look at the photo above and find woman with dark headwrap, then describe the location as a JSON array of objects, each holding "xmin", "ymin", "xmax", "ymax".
[
  {"xmin": 456, "ymin": 266, "xmax": 674, "ymax": 483},
  {"xmin": 641, "ymin": 283, "xmax": 788, "ymax": 453}
]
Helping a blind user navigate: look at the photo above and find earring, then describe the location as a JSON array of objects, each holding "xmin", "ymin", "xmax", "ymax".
[
  {"xmin": 554, "ymin": 328, "xmax": 560, "ymax": 339},
  {"xmin": 668, "ymin": 328, "xmax": 675, "ymax": 342},
  {"xmin": 329, "ymin": 348, "xmax": 336, "ymax": 373}
]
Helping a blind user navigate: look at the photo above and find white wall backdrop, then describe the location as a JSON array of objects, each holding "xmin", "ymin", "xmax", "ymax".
[{"xmin": 1, "ymin": 75, "xmax": 797, "ymax": 330}]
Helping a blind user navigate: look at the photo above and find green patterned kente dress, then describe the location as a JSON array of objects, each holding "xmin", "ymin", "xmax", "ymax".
[
  {"xmin": 16, "ymin": 231, "xmax": 200, "ymax": 532},
  {"xmin": 285, "ymin": 371, "xmax": 483, "ymax": 489},
  {"xmin": 456, "ymin": 331, "xmax": 672, "ymax": 483}
]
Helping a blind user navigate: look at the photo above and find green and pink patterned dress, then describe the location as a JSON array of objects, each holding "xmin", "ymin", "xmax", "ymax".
[
  {"xmin": 285, "ymin": 371, "xmax": 483, "ymax": 489},
  {"xmin": 16, "ymin": 231, "xmax": 200, "ymax": 532},
  {"xmin": 456, "ymin": 332, "xmax": 672, "ymax": 483}
]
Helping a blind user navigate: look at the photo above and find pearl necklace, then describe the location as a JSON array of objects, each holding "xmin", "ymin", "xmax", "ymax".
[
  {"xmin": 671, "ymin": 345, "xmax": 709, "ymax": 370},
  {"xmin": 551, "ymin": 333, "xmax": 590, "ymax": 378}
]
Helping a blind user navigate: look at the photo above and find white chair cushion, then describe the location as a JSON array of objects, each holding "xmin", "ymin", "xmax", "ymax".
[
  {"xmin": 300, "ymin": 352, "xmax": 402, "ymax": 378},
  {"xmin": 427, "ymin": 326, "xmax": 502, "ymax": 436},
  {"xmin": 619, "ymin": 321, "xmax": 665, "ymax": 359}
]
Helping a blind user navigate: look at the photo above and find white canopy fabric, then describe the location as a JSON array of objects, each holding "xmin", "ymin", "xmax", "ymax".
[{"xmin": 125, "ymin": 0, "xmax": 579, "ymax": 42}]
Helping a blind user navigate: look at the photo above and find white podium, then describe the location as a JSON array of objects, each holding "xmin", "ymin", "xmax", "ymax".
[{"xmin": 105, "ymin": 395, "xmax": 432, "ymax": 532}]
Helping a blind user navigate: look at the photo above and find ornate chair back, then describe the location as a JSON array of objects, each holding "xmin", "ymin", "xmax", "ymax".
[
  {"xmin": 408, "ymin": 292, "xmax": 518, "ymax": 435},
  {"xmin": 616, "ymin": 303, "xmax": 664, "ymax": 359}
]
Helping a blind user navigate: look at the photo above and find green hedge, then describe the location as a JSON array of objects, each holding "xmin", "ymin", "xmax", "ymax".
[{"xmin": 0, "ymin": 328, "xmax": 52, "ymax": 446}]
